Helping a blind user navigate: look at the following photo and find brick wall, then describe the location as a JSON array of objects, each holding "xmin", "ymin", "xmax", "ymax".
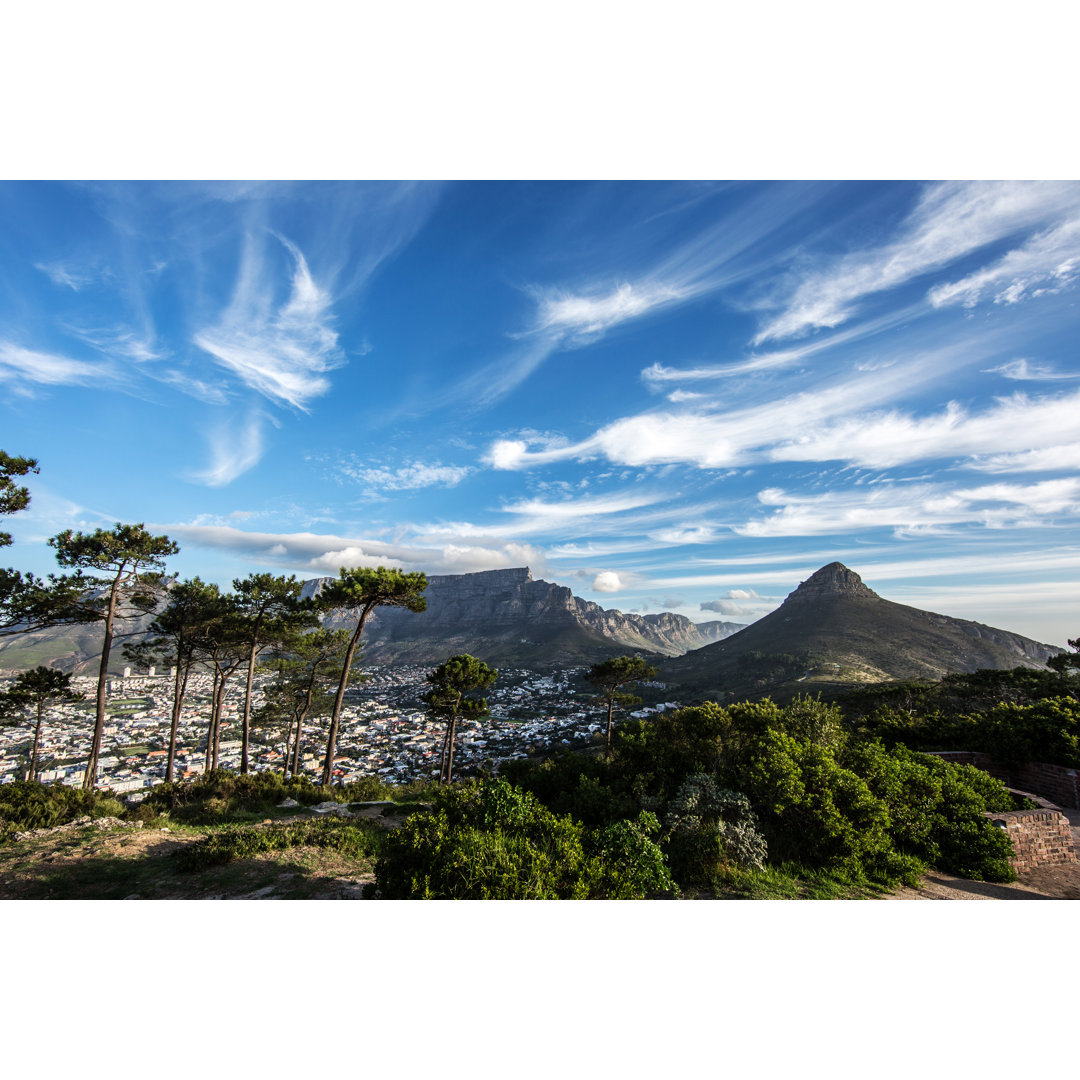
[{"xmin": 986, "ymin": 808, "xmax": 1077, "ymax": 874}]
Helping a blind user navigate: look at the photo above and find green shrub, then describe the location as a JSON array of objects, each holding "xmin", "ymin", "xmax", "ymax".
[
  {"xmin": 0, "ymin": 780, "xmax": 124, "ymax": 841},
  {"xmin": 176, "ymin": 817, "xmax": 382, "ymax": 871},
  {"xmin": 373, "ymin": 778, "xmax": 675, "ymax": 899},
  {"xmin": 141, "ymin": 769, "xmax": 403, "ymax": 823},
  {"xmin": 662, "ymin": 775, "xmax": 768, "ymax": 888},
  {"xmin": 842, "ymin": 741, "xmax": 1016, "ymax": 882}
]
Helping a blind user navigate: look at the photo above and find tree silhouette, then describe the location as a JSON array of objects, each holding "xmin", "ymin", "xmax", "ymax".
[
  {"xmin": 123, "ymin": 577, "xmax": 221, "ymax": 782},
  {"xmin": 232, "ymin": 573, "xmax": 318, "ymax": 774},
  {"xmin": 0, "ymin": 450, "xmax": 37, "ymax": 549},
  {"xmin": 423, "ymin": 654, "xmax": 497, "ymax": 784},
  {"xmin": 0, "ymin": 666, "xmax": 83, "ymax": 781},
  {"xmin": 585, "ymin": 655, "xmax": 659, "ymax": 756},
  {"xmin": 313, "ymin": 566, "xmax": 427, "ymax": 785},
  {"xmin": 48, "ymin": 523, "xmax": 178, "ymax": 790}
]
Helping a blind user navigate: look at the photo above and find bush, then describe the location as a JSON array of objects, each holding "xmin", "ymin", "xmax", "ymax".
[
  {"xmin": 842, "ymin": 741, "xmax": 1016, "ymax": 882},
  {"xmin": 0, "ymin": 780, "xmax": 124, "ymax": 841},
  {"xmin": 373, "ymin": 778, "xmax": 675, "ymax": 899},
  {"xmin": 140, "ymin": 769, "xmax": 408, "ymax": 824},
  {"xmin": 662, "ymin": 775, "xmax": 768, "ymax": 888},
  {"xmin": 739, "ymin": 729, "xmax": 899, "ymax": 878},
  {"xmin": 176, "ymin": 817, "xmax": 383, "ymax": 871}
]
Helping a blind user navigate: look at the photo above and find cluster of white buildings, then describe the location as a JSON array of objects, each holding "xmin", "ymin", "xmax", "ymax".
[{"xmin": 0, "ymin": 663, "xmax": 678, "ymax": 792}]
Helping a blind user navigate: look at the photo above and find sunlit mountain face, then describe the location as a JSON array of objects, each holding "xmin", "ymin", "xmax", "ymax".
[{"xmin": 2, "ymin": 180, "xmax": 1079, "ymax": 645}]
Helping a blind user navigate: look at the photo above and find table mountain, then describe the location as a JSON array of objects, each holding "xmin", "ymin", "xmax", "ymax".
[
  {"xmin": 662, "ymin": 561, "xmax": 1062, "ymax": 702},
  {"xmin": 302, "ymin": 566, "xmax": 741, "ymax": 665}
]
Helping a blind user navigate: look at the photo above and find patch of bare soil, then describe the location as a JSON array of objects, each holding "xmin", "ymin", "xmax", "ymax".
[{"xmin": 0, "ymin": 822, "xmax": 376, "ymax": 900}]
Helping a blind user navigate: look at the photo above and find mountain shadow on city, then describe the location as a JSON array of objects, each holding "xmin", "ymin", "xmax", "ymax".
[{"xmin": 661, "ymin": 562, "xmax": 1061, "ymax": 703}]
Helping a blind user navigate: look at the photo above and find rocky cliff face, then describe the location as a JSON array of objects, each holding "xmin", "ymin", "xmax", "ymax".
[{"xmin": 302, "ymin": 567, "xmax": 742, "ymax": 664}]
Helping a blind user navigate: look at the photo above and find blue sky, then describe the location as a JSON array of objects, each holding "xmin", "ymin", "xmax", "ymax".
[{"xmin": 2, "ymin": 180, "xmax": 1079, "ymax": 644}]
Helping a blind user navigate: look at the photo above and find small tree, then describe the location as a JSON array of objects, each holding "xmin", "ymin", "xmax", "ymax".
[
  {"xmin": 123, "ymin": 577, "xmax": 222, "ymax": 783},
  {"xmin": 48, "ymin": 523, "xmax": 178, "ymax": 790},
  {"xmin": 0, "ymin": 450, "xmax": 38, "ymax": 549},
  {"xmin": 314, "ymin": 566, "xmax": 427, "ymax": 785},
  {"xmin": 232, "ymin": 573, "xmax": 318, "ymax": 774},
  {"xmin": 585, "ymin": 655, "xmax": 659, "ymax": 757},
  {"xmin": 0, "ymin": 667, "xmax": 84, "ymax": 781},
  {"xmin": 424, "ymin": 654, "xmax": 497, "ymax": 784},
  {"xmin": 1048, "ymin": 637, "xmax": 1080, "ymax": 693},
  {"xmin": 256, "ymin": 628, "xmax": 356, "ymax": 777}
]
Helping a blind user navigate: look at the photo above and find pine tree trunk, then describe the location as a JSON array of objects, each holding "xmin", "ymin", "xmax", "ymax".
[
  {"xmin": 439, "ymin": 722, "xmax": 451, "ymax": 783},
  {"xmin": 211, "ymin": 677, "xmax": 226, "ymax": 772},
  {"xmin": 205, "ymin": 666, "xmax": 220, "ymax": 774},
  {"xmin": 445, "ymin": 714, "xmax": 459, "ymax": 784},
  {"xmin": 605, "ymin": 694, "xmax": 615, "ymax": 758},
  {"xmin": 28, "ymin": 701, "xmax": 45, "ymax": 782},
  {"xmin": 84, "ymin": 571, "xmax": 122, "ymax": 791},
  {"xmin": 321, "ymin": 607, "xmax": 370, "ymax": 786},
  {"xmin": 241, "ymin": 637, "xmax": 259, "ymax": 775},
  {"xmin": 166, "ymin": 653, "xmax": 190, "ymax": 784}
]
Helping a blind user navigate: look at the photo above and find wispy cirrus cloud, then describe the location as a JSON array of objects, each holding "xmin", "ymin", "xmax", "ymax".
[
  {"xmin": 194, "ymin": 232, "xmax": 345, "ymax": 411},
  {"xmin": 754, "ymin": 181, "xmax": 1080, "ymax": 343},
  {"xmin": 186, "ymin": 413, "xmax": 266, "ymax": 487},
  {"xmin": 734, "ymin": 477, "xmax": 1080, "ymax": 538},
  {"xmin": 34, "ymin": 260, "xmax": 96, "ymax": 291},
  {"xmin": 929, "ymin": 218, "xmax": 1080, "ymax": 309},
  {"xmin": 460, "ymin": 184, "xmax": 837, "ymax": 407},
  {"xmin": 0, "ymin": 341, "xmax": 113, "ymax": 390},
  {"xmin": 68, "ymin": 324, "xmax": 163, "ymax": 363},
  {"xmin": 336, "ymin": 458, "xmax": 473, "ymax": 494},
  {"xmin": 983, "ymin": 358, "xmax": 1080, "ymax": 382},
  {"xmin": 489, "ymin": 373, "xmax": 1080, "ymax": 474}
]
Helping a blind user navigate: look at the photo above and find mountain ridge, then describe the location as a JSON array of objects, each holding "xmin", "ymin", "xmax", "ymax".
[{"xmin": 662, "ymin": 561, "xmax": 1061, "ymax": 701}]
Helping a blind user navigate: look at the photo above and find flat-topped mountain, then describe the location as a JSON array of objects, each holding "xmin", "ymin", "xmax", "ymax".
[
  {"xmin": 303, "ymin": 567, "xmax": 741, "ymax": 665},
  {"xmin": 662, "ymin": 562, "xmax": 1061, "ymax": 702}
]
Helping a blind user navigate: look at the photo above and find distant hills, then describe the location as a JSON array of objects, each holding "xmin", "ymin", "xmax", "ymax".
[
  {"xmin": 661, "ymin": 562, "xmax": 1061, "ymax": 702},
  {"xmin": 304, "ymin": 567, "xmax": 742, "ymax": 666},
  {"xmin": 0, "ymin": 562, "xmax": 1062, "ymax": 695},
  {"xmin": 0, "ymin": 567, "xmax": 741, "ymax": 674}
]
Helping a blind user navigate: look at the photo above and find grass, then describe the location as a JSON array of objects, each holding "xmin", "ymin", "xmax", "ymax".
[{"xmin": 711, "ymin": 862, "xmax": 896, "ymax": 900}]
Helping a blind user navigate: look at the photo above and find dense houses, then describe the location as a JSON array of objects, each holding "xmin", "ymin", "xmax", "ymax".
[{"xmin": 0, "ymin": 664, "xmax": 678, "ymax": 792}]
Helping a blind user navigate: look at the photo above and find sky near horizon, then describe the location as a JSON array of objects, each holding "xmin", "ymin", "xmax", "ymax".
[{"xmin": 2, "ymin": 180, "xmax": 1079, "ymax": 645}]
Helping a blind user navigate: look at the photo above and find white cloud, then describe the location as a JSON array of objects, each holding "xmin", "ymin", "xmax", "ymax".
[
  {"xmin": 337, "ymin": 459, "xmax": 472, "ymax": 492},
  {"xmin": 495, "ymin": 375, "xmax": 1080, "ymax": 475},
  {"xmin": 194, "ymin": 233, "xmax": 345, "ymax": 410},
  {"xmin": 153, "ymin": 522, "xmax": 550, "ymax": 579},
  {"xmin": 929, "ymin": 218, "xmax": 1080, "ymax": 309},
  {"xmin": 700, "ymin": 598, "xmax": 751, "ymax": 615},
  {"xmin": 35, "ymin": 261, "xmax": 95, "ymax": 291},
  {"xmin": 0, "ymin": 342, "xmax": 112, "ymax": 388},
  {"xmin": 983, "ymin": 358, "xmax": 1080, "ymax": 382},
  {"xmin": 532, "ymin": 281, "xmax": 690, "ymax": 345},
  {"xmin": 970, "ymin": 444, "xmax": 1080, "ymax": 474},
  {"xmin": 68, "ymin": 325, "xmax": 163, "ymax": 364},
  {"xmin": 732, "ymin": 477, "xmax": 1080, "ymax": 538},
  {"xmin": 186, "ymin": 414, "xmax": 265, "ymax": 487},
  {"xmin": 755, "ymin": 181, "xmax": 1080, "ymax": 342},
  {"xmin": 592, "ymin": 570, "xmax": 623, "ymax": 593}
]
